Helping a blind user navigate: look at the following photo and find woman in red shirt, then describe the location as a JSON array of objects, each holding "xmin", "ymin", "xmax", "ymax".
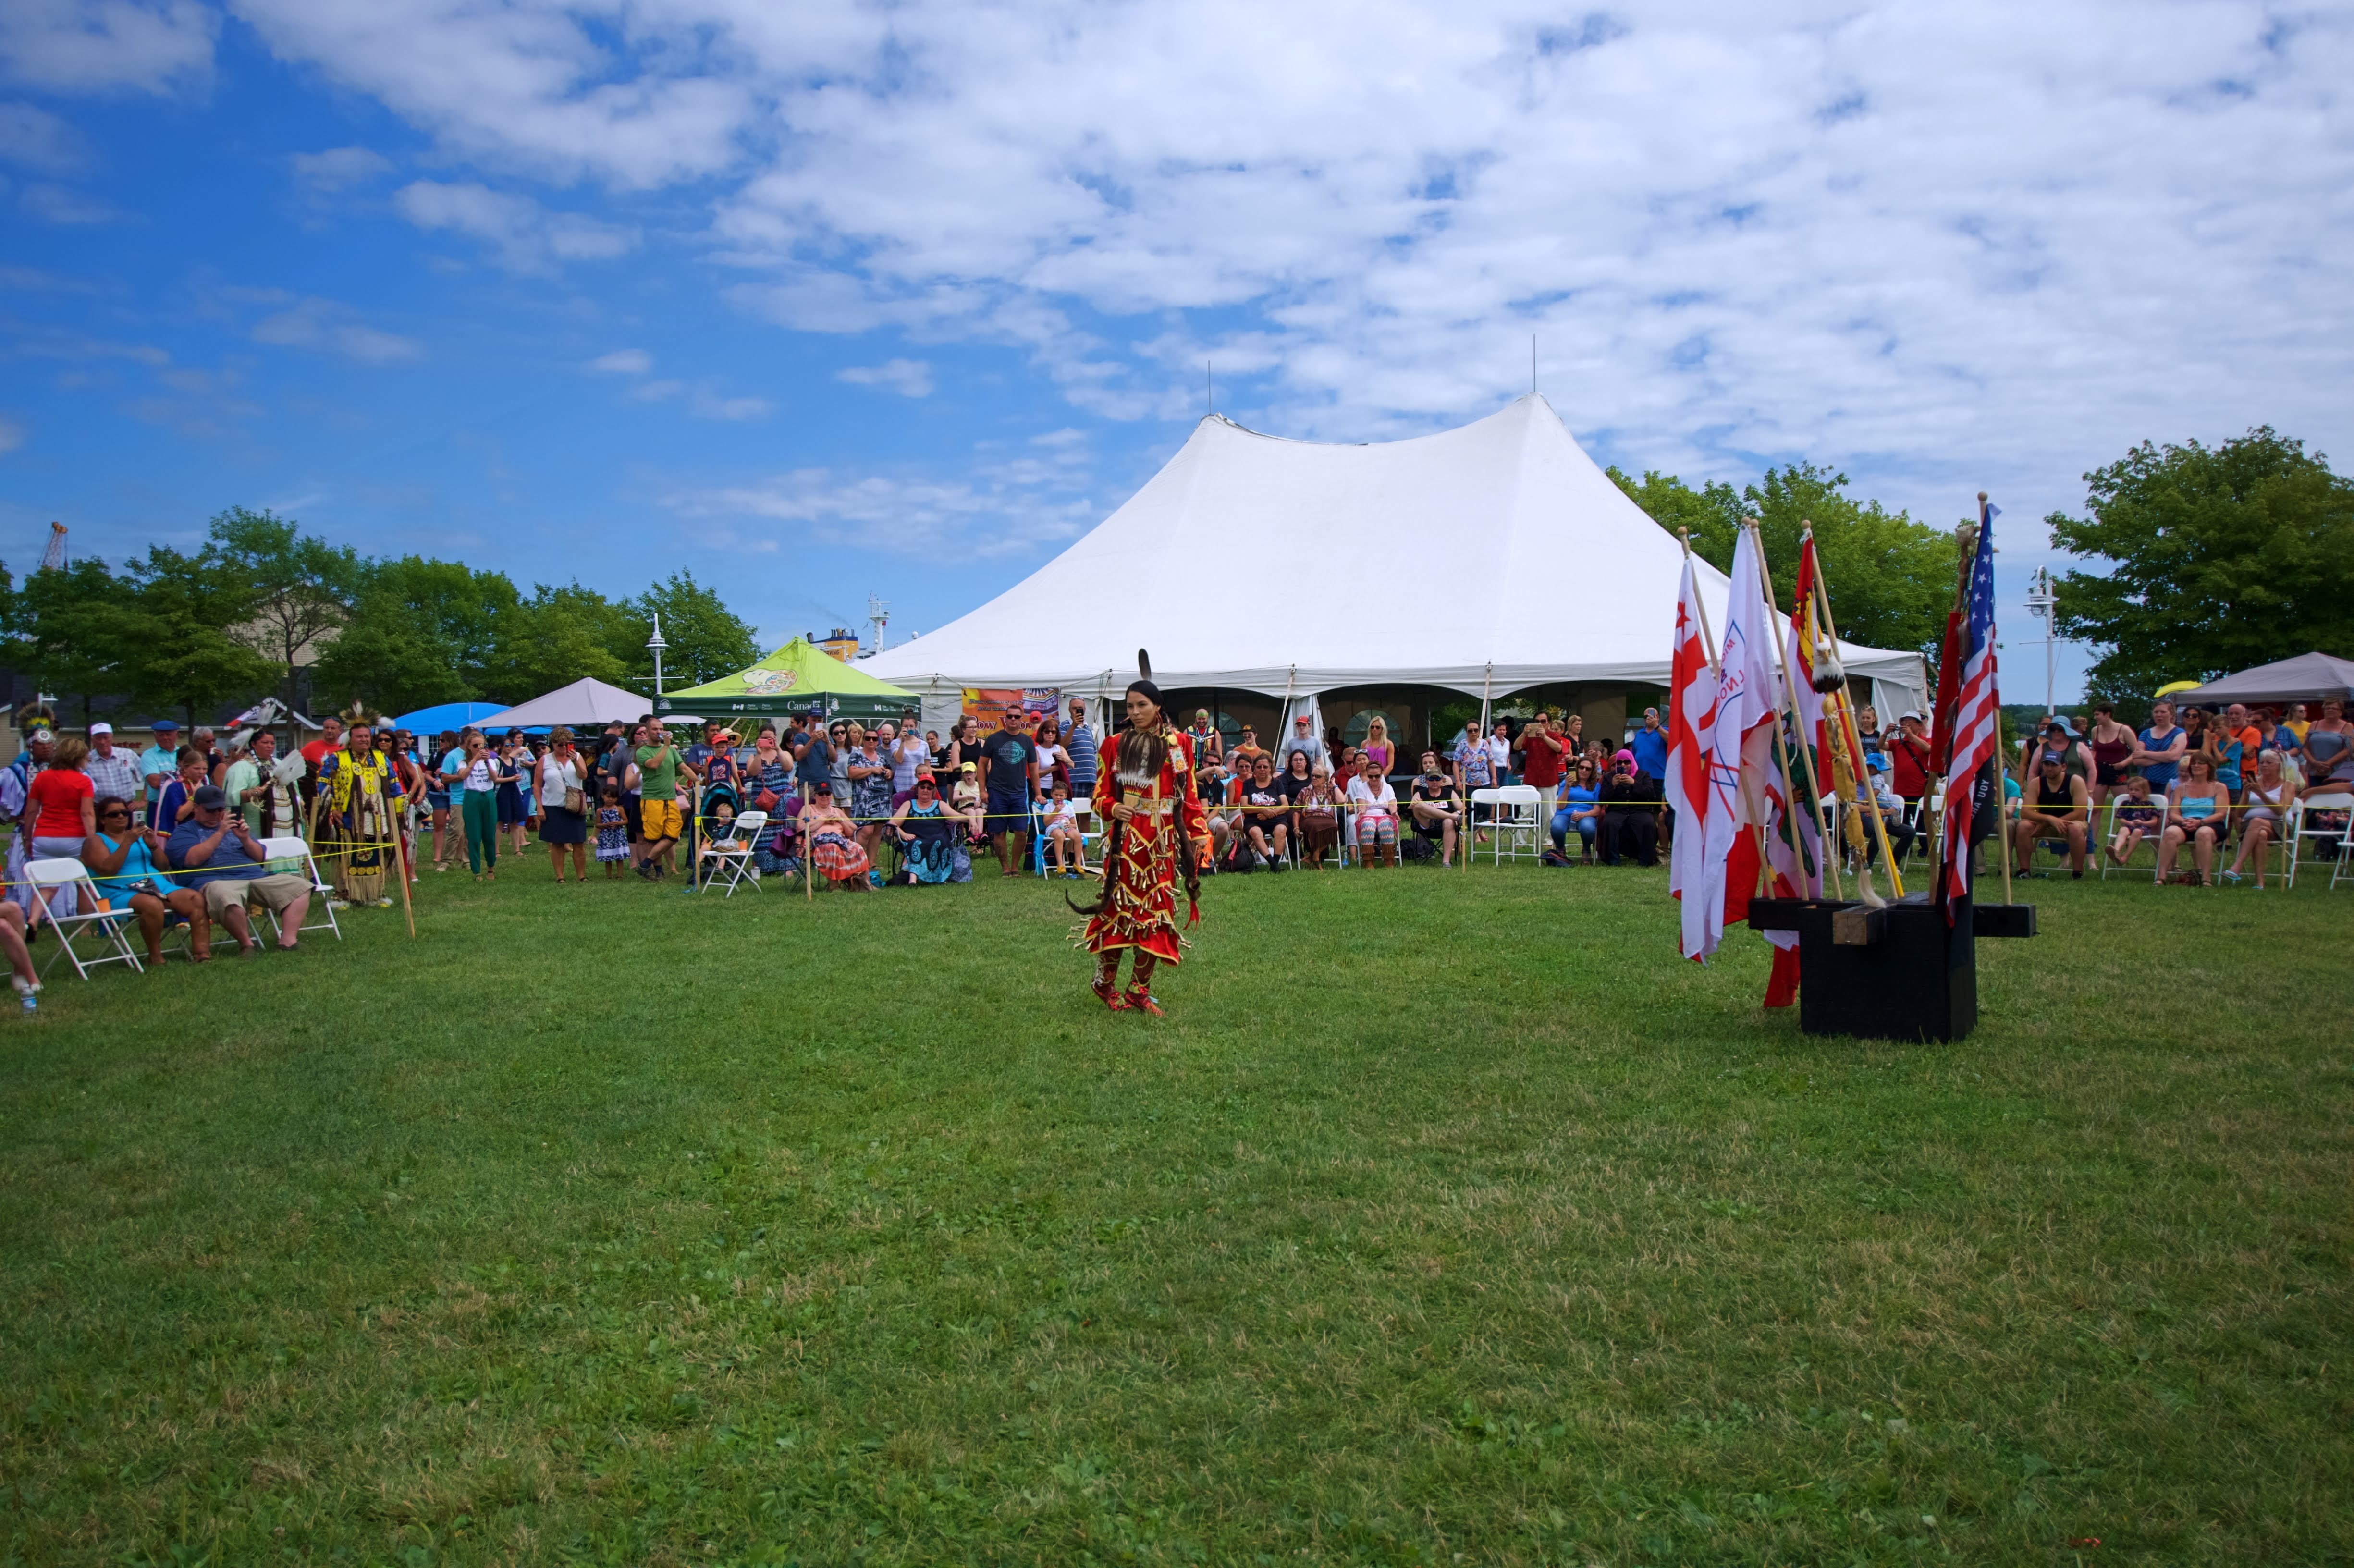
[{"xmin": 25, "ymin": 734, "xmax": 98, "ymax": 918}]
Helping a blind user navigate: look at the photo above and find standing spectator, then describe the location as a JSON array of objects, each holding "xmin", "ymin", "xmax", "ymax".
[
  {"xmin": 425, "ymin": 729, "xmax": 461, "ymax": 870},
  {"xmin": 1406, "ymin": 751, "xmax": 1462, "ymax": 866},
  {"xmin": 1229, "ymin": 724, "xmax": 1268, "ymax": 776},
  {"xmin": 1186, "ymin": 709, "xmax": 1223, "ymax": 774},
  {"xmin": 1628, "ymin": 707, "xmax": 1668, "ymax": 783},
  {"xmin": 2299, "ymin": 698, "xmax": 2350, "ymax": 789},
  {"xmin": 1888, "ymin": 711, "xmax": 1935, "ymax": 824},
  {"xmin": 2200, "ymin": 709, "xmax": 2246, "ymax": 802},
  {"xmin": 224, "ymin": 729, "xmax": 300, "ymax": 840},
  {"xmin": 2103, "ymin": 774, "xmax": 2162, "ymax": 869},
  {"xmin": 978, "ymin": 705, "xmax": 1037, "ymax": 876},
  {"xmin": 1852, "ymin": 705, "xmax": 1886, "ymax": 772},
  {"xmin": 2085, "ymin": 702, "xmax": 2136, "ymax": 804},
  {"xmin": 456, "ymin": 731, "xmax": 503, "ymax": 880},
  {"xmin": 1360, "ymin": 715, "xmax": 1395, "ymax": 777},
  {"xmin": 83, "ymin": 796, "xmax": 211, "ymax": 964},
  {"xmin": 492, "ymin": 732, "xmax": 530, "ymax": 857},
  {"xmin": 1346, "ymin": 750, "xmax": 1399, "ymax": 868},
  {"xmin": 2274, "ymin": 701, "xmax": 2311, "ymax": 758},
  {"xmin": 1600, "ymin": 749, "xmax": 1662, "ymax": 866},
  {"xmin": 1486, "ymin": 719, "xmax": 1513, "ymax": 786},
  {"xmin": 82, "ymin": 723, "xmax": 143, "ymax": 822},
  {"xmin": 635, "ymin": 721, "xmax": 692, "ymax": 880},
  {"xmin": 25, "ymin": 734, "xmax": 98, "ymax": 916},
  {"xmin": 1065, "ymin": 699, "xmax": 1099, "ymax": 798},
  {"xmin": 2223, "ymin": 749, "xmax": 2296, "ymax": 887},
  {"xmin": 592, "ymin": 783, "xmax": 631, "ymax": 878},
  {"xmin": 1277, "ymin": 711, "xmax": 1325, "ymax": 775},
  {"xmin": 847, "ymin": 726, "xmax": 893, "ymax": 858},
  {"xmin": 1452, "ymin": 718, "xmax": 1495, "ymax": 840},
  {"xmin": 138, "ymin": 718, "xmax": 181, "ymax": 822},
  {"xmin": 164, "ymin": 785, "xmax": 312, "ymax": 953},
  {"xmin": 2020, "ymin": 719, "xmax": 2089, "ymax": 785},
  {"xmin": 2156, "ymin": 753, "xmax": 2229, "ymax": 885},
  {"xmin": 2012, "ymin": 752, "xmax": 2091, "ymax": 878},
  {"xmin": 2131, "ymin": 699, "xmax": 2188, "ymax": 796},
  {"xmin": 538, "ymin": 727, "xmax": 589, "ymax": 884},
  {"xmin": 1031, "ymin": 717, "xmax": 1072, "ymax": 798},
  {"xmin": 2224, "ymin": 703, "xmax": 2264, "ymax": 772},
  {"xmin": 300, "ymin": 715, "xmax": 344, "ymax": 775},
  {"xmin": 190, "ymin": 727, "xmax": 222, "ymax": 785},
  {"xmin": 1518, "ymin": 711, "xmax": 1568, "ymax": 804},
  {"xmin": 1552, "ymin": 758, "xmax": 1603, "ymax": 862},
  {"xmin": 747, "ymin": 728, "xmax": 795, "ymax": 809},
  {"xmin": 887, "ymin": 720, "xmax": 931, "ymax": 804},
  {"xmin": 941, "ymin": 716, "xmax": 984, "ymax": 776}
]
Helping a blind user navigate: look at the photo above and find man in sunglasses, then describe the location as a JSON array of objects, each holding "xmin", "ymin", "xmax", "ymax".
[{"xmin": 163, "ymin": 785, "xmax": 313, "ymax": 954}]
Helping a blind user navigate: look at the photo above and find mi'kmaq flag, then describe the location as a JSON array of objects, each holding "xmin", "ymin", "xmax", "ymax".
[{"xmin": 1667, "ymin": 527, "xmax": 1816, "ymax": 1004}]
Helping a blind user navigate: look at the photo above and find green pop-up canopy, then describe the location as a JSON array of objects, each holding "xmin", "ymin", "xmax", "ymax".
[{"xmin": 654, "ymin": 636, "xmax": 919, "ymax": 723}]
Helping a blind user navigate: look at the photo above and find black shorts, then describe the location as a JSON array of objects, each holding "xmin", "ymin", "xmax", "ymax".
[{"xmin": 985, "ymin": 794, "xmax": 1030, "ymax": 838}]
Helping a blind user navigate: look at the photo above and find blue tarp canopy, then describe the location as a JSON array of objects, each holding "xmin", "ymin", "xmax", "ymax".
[{"xmin": 391, "ymin": 701, "xmax": 515, "ymax": 735}]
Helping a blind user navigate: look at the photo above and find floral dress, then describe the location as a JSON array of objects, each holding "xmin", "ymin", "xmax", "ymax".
[{"xmin": 594, "ymin": 806, "xmax": 630, "ymax": 862}]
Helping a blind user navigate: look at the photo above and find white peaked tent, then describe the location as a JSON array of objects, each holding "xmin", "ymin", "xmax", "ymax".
[
  {"xmin": 477, "ymin": 677, "xmax": 650, "ymax": 732},
  {"xmin": 863, "ymin": 395, "xmax": 1927, "ymax": 722}
]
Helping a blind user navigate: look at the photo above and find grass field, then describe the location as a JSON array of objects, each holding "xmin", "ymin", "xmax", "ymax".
[{"xmin": 0, "ymin": 855, "xmax": 2348, "ymax": 1567}]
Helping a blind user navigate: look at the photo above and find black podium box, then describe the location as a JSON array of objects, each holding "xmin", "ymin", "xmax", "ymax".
[{"xmin": 1747, "ymin": 893, "xmax": 2035, "ymax": 1042}]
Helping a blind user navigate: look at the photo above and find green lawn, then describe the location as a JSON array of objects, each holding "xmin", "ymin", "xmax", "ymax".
[{"xmin": 1, "ymin": 857, "xmax": 2348, "ymax": 1567}]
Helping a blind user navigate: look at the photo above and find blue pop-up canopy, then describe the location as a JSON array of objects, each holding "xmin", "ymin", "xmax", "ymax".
[{"xmin": 391, "ymin": 701, "xmax": 513, "ymax": 735}]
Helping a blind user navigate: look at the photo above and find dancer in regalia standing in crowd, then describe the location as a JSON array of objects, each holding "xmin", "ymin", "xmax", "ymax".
[{"xmin": 1070, "ymin": 654, "xmax": 1206, "ymax": 1016}]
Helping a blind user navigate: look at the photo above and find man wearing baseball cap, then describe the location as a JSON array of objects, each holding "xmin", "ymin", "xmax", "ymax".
[
  {"xmin": 139, "ymin": 720, "xmax": 182, "ymax": 821},
  {"xmin": 164, "ymin": 784, "xmax": 313, "ymax": 953},
  {"xmin": 83, "ymin": 722, "xmax": 143, "ymax": 820}
]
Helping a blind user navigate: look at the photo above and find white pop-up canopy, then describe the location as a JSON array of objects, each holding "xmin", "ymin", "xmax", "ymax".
[
  {"xmin": 477, "ymin": 677, "xmax": 650, "ymax": 731},
  {"xmin": 864, "ymin": 395, "xmax": 1927, "ymax": 714}
]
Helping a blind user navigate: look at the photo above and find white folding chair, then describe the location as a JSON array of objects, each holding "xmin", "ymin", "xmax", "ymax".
[
  {"xmin": 698, "ymin": 810, "xmax": 767, "ymax": 896},
  {"xmin": 2097, "ymin": 790, "xmax": 2167, "ymax": 881},
  {"xmin": 257, "ymin": 836, "xmax": 343, "ymax": 941},
  {"xmin": 1486, "ymin": 785, "xmax": 1545, "ymax": 865},
  {"xmin": 2286, "ymin": 790, "xmax": 2353, "ymax": 890},
  {"xmin": 25, "ymin": 858, "xmax": 144, "ymax": 980}
]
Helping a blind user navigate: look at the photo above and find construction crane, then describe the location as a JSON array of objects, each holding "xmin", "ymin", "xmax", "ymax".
[{"xmin": 38, "ymin": 521, "xmax": 66, "ymax": 572}]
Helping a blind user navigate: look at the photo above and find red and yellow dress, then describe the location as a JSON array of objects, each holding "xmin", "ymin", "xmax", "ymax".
[{"xmin": 1083, "ymin": 728, "xmax": 1211, "ymax": 962}]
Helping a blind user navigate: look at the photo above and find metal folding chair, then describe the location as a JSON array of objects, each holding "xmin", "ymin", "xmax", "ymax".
[
  {"xmin": 256, "ymin": 837, "xmax": 343, "ymax": 941},
  {"xmin": 2286, "ymin": 789, "xmax": 2353, "ymax": 889},
  {"xmin": 25, "ymin": 858, "xmax": 144, "ymax": 980}
]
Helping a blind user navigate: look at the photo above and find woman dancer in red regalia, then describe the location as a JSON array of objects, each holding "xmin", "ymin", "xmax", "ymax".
[{"xmin": 1071, "ymin": 657, "xmax": 1206, "ymax": 1016}]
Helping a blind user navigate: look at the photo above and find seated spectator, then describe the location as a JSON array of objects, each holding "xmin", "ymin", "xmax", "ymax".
[
  {"xmin": 1599, "ymin": 749, "xmax": 1662, "ymax": 866},
  {"xmin": 949, "ymin": 762, "xmax": 986, "ymax": 841},
  {"xmin": 1889, "ymin": 710, "xmax": 1935, "ymax": 824},
  {"xmin": 2012, "ymin": 752, "xmax": 2091, "ymax": 878},
  {"xmin": 154, "ymin": 746, "xmax": 210, "ymax": 833},
  {"xmin": 1038, "ymin": 778, "xmax": 1087, "ymax": 878},
  {"xmin": 2302, "ymin": 698, "xmax": 2351, "ymax": 789},
  {"xmin": 889, "ymin": 771, "xmax": 962, "ymax": 884},
  {"xmin": 83, "ymin": 795, "xmax": 211, "ymax": 963},
  {"xmin": 1860, "ymin": 753, "xmax": 1918, "ymax": 869},
  {"xmin": 2104, "ymin": 773, "xmax": 2163, "ymax": 868},
  {"xmin": 0, "ymin": 898, "xmax": 37, "ymax": 1011},
  {"xmin": 25, "ymin": 733, "xmax": 98, "ymax": 917},
  {"xmin": 1347, "ymin": 750, "xmax": 1399, "ymax": 868},
  {"xmin": 164, "ymin": 785, "xmax": 312, "ymax": 952},
  {"xmin": 2155, "ymin": 753, "xmax": 2230, "ymax": 886},
  {"xmin": 1552, "ymin": 759, "xmax": 1603, "ymax": 862},
  {"xmin": 593, "ymin": 783, "xmax": 632, "ymax": 879},
  {"xmin": 799, "ymin": 780, "xmax": 873, "ymax": 891},
  {"xmin": 1236, "ymin": 753, "xmax": 1291, "ymax": 870},
  {"xmin": 1407, "ymin": 751, "xmax": 1461, "ymax": 866},
  {"xmin": 1295, "ymin": 761, "xmax": 1342, "ymax": 869},
  {"xmin": 2222, "ymin": 748, "xmax": 2295, "ymax": 886}
]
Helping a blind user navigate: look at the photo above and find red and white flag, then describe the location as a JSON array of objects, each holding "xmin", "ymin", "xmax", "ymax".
[
  {"xmin": 1666, "ymin": 556, "xmax": 1721, "ymax": 961},
  {"xmin": 1704, "ymin": 527, "xmax": 1781, "ymax": 932}
]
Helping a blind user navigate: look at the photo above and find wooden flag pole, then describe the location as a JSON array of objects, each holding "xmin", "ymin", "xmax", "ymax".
[
  {"xmin": 1983, "ymin": 491, "xmax": 2015, "ymax": 912},
  {"xmin": 393, "ymin": 800, "xmax": 418, "ymax": 939},
  {"xmin": 1743, "ymin": 519, "xmax": 1838, "ymax": 901},
  {"xmin": 1801, "ymin": 530, "xmax": 1905, "ymax": 898}
]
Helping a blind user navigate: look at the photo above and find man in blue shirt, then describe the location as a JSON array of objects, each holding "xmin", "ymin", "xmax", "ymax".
[
  {"xmin": 138, "ymin": 718, "xmax": 182, "ymax": 823},
  {"xmin": 977, "ymin": 707, "xmax": 1037, "ymax": 876},
  {"xmin": 1064, "ymin": 698, "xmax": 1099, "ymax": 796},
  {"xmin": 165, "ymin": 785, "xmax": 314, "ymax": 952},
  {"xmin": 1628, "ymin": 707, "xmax": 1668, "ymax": 781}
]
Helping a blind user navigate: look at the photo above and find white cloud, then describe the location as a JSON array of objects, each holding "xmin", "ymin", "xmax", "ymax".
[
  {"xmin": 588, "ymin": 347, "xmax": 651, "ymax": 374},
  {"xmin": 835, "ymin": 357, "xmax": 933, "ymax": 397},
  {"xmin": 290, "ymin": 144, "xmax": 392, "ymax": 191},
  {"xmin": 0, "ymin": 102, "xmax": 87, "ymax": 171},
  {"xmin": 249, "ymin": 296, "xmax": 424, "ymax": 363},
  {"xmin": 394, "ymin": 178, "xmax": 637, "ymax": 273},
  {"xmin": 18, "ymin": 181, "xmax": 122, "ymax": 223},
  {"xmin": 220, "ymin": 2, "xmax": 2354, "ymax": 537},
  {"xmin": 0, "ymin": 415, "xmax": 24, "ymax": 453},
  {"xmin": 691, "ymin": 390, "xmax": 768, "ymax": 420},
  {"xmin": 0, "ymin": 0, "xmax": 215, "ymax": 94}
]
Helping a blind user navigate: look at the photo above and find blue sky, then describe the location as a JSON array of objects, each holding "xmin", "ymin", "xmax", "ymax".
[{"xmin": 4, "ymin": 1, "xmax": 2351, "ymax": 698}]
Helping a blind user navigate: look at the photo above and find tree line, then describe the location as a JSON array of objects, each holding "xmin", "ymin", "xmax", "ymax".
[
  {"xmin": 1609, "ymin": 428, "xmax": 2353, "ymax": 703},
  {"xmin": 3, "ymin": 508, "xmax": 763, "ymax": 726}
]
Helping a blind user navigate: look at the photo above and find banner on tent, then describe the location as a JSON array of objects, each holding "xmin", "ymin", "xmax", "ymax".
[{"xmin": 962, "ymin": 687, "xmax": 1059, "ymax": 727}]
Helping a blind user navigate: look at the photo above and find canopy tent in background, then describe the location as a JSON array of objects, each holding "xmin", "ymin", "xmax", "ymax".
[
  {"xmin": 477, "ymin": 677, "xmax": 652, "ymax": 733},
  {"xmin": 390, "ymin": 701, "xmax": 511, "ymax": 735},
  {"xmin": 2180, "ymin": 651, "xmax": 2354, "ymax": 706},
  {"xmin": 861, "ymin": 395, "xmax": 1929, "ymax": 739},
  {"xmin": 654, "ymin": 635, "xmax": 920, "ymax": 725}
]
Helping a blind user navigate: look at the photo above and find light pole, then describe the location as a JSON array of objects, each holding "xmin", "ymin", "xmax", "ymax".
[
  {"xmin": 647, "ymin": 613, "xmax": 668, "ymax": 698},
  {"xmin": 2024, "ymin": 568, "xmax": 2058, "ymax": 718}
]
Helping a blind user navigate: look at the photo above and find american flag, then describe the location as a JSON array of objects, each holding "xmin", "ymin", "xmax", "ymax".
[{"xmin": 1939, "ymin": 497, "xmax": 2001, "ymax": 911}]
